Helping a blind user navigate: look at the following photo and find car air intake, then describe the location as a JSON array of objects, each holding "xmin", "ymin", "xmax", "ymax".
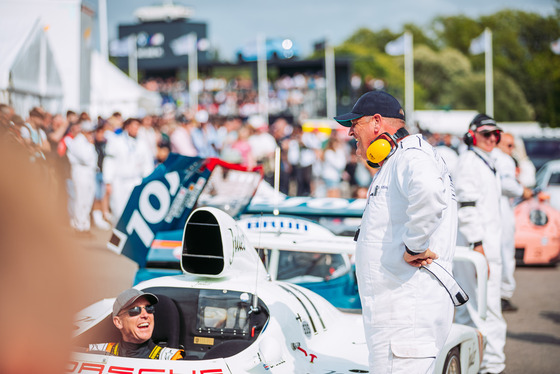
[{"xmin": 182, "ymin": 209, "xmax": 224, "ymax": 275}]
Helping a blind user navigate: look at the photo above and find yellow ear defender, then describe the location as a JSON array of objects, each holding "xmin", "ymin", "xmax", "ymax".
[
  {"xmin": 366, "ymin": 138, "xmax": 392, "ymax": 164},
  {"xmin": 366, "ymin": 127, "xmax": 409, "ymax": 168}
]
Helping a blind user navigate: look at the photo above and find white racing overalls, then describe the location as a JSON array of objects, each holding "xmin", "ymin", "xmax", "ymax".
[
  {"xmin": 492, "ymin": 148, "xmax": 524, "ymax": 301},
  {"xmin": 453, "ymin": 147, "xmax": 506, "ymax": 374},
  {"xmin": 103, "ymin": 131, "xmax": 154, "ymax": 223},
  {"xmin": 355, "ymin": 134, "xmax": 457, "ymax": 373},
  {"xmin": 66, "ymin": 133, "xmax": 98, "ymax": 232}
]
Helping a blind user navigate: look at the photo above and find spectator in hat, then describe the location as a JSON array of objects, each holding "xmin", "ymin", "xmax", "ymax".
[
  {"xmin": 335, "ymin": 91, "xmax": 457, "ymax": 374},
  {"xmin": 191, "ymin": 110, "xmax": 220, "ymax": 158},
  {"xmin": 453, "ymin": 113, "xmax": 507, "ymax": 374},
  {"xmin": 170, "ymin": 113, "xmax": 198, "ymax": 157},
  {"xmin": 89, "ymin": 289, "xmax": 184, "ymax": 360}
]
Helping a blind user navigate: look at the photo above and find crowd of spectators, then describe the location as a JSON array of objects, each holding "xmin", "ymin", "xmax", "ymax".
[
  {"xmin": 141, "ymin": 73, "xmax": 329, "ymax": 122},
  {"xmin": 0, "ymin": 81, "xmax": 530, "ymax": 237},
  {"xmin": 0, "ymin": 100, "xmax": 381, "ymax": 234}
]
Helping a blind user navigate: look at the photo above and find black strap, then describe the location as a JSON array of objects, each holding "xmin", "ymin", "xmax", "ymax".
[
  {"xmin": 460, "ymin": 201, "xmax": 476, "ymax": 208},
  {"xmin": 405, "ymin": 246, "xmax": 419, "ymax": 255},
  {"xmin": 394, "ymin": 127, "xmax": 409, "ymax": 140},
  {"xmin": 470, "ymin": 148, "xmax": 496, "ymax": 175}
]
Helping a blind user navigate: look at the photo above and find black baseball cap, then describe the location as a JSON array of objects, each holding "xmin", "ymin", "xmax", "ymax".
[
  {"xmin": 334, "ymin": 91, "xmax": 405, "ymax": 127},
  {"xmin": 469, "ymin": 113, "xmax": 502, "ymax": 133}
]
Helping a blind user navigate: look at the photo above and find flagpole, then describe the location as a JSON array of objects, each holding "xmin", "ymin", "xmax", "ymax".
[
  {"xmin": 484, "ymin": 28, "xmax": 493, "ymax": 117},
  {"xmin": 404, "ymin": 31, "xmax": 414, "ymax": 127},
  {"xmin": 128, "ymin": 34, "xmax": 138, "ymax": 83},
  {"xmin": 187, "ymin": 32, "xmax": 198, "ymax": 113},
  {"xmin": 257, "ymin": 33, "xmax": 269, "ymax": 126},
  {"xmin": 99, "ymin": 0, "xmax": 108, "ymax": 61},
  {"xmin": 325, "ymin": 39, "xmax": 336, "ymax": 119}
]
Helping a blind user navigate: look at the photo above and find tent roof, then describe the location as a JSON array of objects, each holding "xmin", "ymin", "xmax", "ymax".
[
  {"xmin": 90, "ymin": 51, "xmax": 161, "ymax": 117},
  {"xmin": 0, "ymin": 17, "xmax": 39, "ymax": 89},
  {"xmin": 0, "ymin": 16, "xmax": 63, "ymax": 97}
]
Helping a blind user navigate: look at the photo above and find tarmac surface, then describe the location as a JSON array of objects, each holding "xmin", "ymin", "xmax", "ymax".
[{"xmin": 75, "ymin": 226, "xmax": 560, "ymax": 374}]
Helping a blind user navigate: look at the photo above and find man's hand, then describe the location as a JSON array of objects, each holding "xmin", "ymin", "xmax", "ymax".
[{"xmin": 403, "ymin": 248, "xmax": 439, "ymax": 267}]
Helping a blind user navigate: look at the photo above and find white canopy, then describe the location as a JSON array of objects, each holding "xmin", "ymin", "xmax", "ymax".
[
  {"xmin": 414, "ymin": 110, "xmax": 479, "ymax": 136},
  {"xmin": 0, "ymin": 17, "xmax": 64, "ymax": 115},
  {"xmin": 89, "ymin": 51, "xmax": 162, "ymax": 118}
]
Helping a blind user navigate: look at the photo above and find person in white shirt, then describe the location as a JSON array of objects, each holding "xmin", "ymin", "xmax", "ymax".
[
  {"xmin": 66, "ymin": 120, "xmax": 98, "ymax": 233},
  {"xmin": 492, "ymin": 132, "xmax": 533, "ymax": 312},
  {"xmin": 335, "ymin": 91, "xmax": 457, "ymax": 374},
  {"xmin": 103, "ymin": 118, "xmax": 155, "ymax": 224},
  {"xmin": 321, "ymin": 134, "xmax": 347, "ymax": 197},
  {"xmin": 453, "ymin": 113, "xmax": 506, "ymax": 374}
]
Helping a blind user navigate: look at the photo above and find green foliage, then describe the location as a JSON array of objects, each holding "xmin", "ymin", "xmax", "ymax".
[{"xmin": 336, "ymin": 9, "xmax": 560, "ymax": 126}]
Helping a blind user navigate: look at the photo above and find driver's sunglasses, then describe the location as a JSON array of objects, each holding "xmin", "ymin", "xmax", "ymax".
[
  {"xmin": 122, "ymin": 304, "xmax": 155, "ymax": 317},
  {"xmin": 481, "ymin": 130, "xmax": 500, "ymax": 138}
]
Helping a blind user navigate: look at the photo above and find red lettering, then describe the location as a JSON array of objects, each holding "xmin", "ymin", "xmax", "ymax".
[
  {"xmin": 200, "ymin": 370, "xmax": 223, "ymax": 374},
  {"xmin": 138, "ymin": 370, "xmax": 165, "ymax": 374},
  {"xmin": 309, "ymin": 354, "xmax": 317, "ymax": 363},
  {"xmin": 67, "ymin": 361, "xmax": 79, "ymax": 372},
  {"xmin": 108, "ymin": 367, "xmax": 134, "ymax": 374},
  {"xmin": 78, "ymin": 363, "xmax": 105, "ymax": 374},
  {"xmin": 297, "ymin": 347, "xmax": 308, "ymax": 356}
]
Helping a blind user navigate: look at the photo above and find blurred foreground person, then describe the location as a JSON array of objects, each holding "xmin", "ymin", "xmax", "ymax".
[
  {"xmin": 453, "ymin": 114, "xmax": 506, "ymax": 374},
  {"xmin": 335, "ymin": 91, "xmax": 457, "ymax": 374},
  {"xmin": 0, "ymin": 138, "xmax": 85, "ymax": 374}
]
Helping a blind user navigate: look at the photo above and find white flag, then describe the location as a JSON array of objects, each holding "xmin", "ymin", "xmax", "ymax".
[
  {"xmin": 551, "ymin": 37, "xmax": 560, "ymax": 55},
  {"xmin": 170, "ymin": 34, "xmax": 191, "ymax": 56},
  {"xmin": 469, "ymin": 32, "xmax": 486, "ymax": 55},
  {"xmin": 385, "ymin": 35, "xmax": 406, "ymax": 56},
  {"xmin": 109, "ymin": 38, "xmax": 130, "ymax": 57}
]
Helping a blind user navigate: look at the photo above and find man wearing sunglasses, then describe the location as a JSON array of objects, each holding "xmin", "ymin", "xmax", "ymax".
[
  {"xmin": 89, "ymin": 288, "xmax": 184, "ymax": 360},
  {"xmin": 493, "ymin": 133, "xmax": 534, "ymax": 314},
  {"xmin": 335, "ymin": 91, "xmax": 458, "ymax": 374},
  {"xmin": 453, "ymin": 113, "xmax": 507, "ymax": 374}
]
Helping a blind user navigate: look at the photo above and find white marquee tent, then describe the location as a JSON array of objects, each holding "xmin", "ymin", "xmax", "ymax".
[
  {"xmin": 0, "ymin": 17, "xmax": 64, "ymax": 116},
  {"xmin": 90, "ymin": 51, "xmax": 162, "ymax": 118}
]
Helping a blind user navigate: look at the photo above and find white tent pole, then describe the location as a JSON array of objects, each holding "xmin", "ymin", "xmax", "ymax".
[
  {"xmin": 99, "ymin": 0, "xmax": 108, "ymax": 61},
  {"xmin": 257, "ymin": 33, "xmax": 269, "ymax": 125},
  {"xmin": 187, "ymin": 32, "xmax": 198, "ymax": 112},
  {"xmin": 485, "ymin": 28, "xmax": 494, "ymax": 117},
  {"xmin": 39, "ymin": 26, "xmax": 47, "ymax": 99},
  {"xmin": 404, "ymin": 31, "xmax": 414, "ymax": 127},
  {"xmin": 325, "ymin": 39, "xmax": 336, "ymax": 119}
]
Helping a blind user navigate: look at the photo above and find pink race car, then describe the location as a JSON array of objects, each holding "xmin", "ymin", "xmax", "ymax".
[{"xmin": 514, "ymin": 194, "xmax": 560, "ymax": 265}]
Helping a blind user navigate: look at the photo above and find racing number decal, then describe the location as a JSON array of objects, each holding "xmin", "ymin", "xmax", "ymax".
[
  {"xmin": 108, "ymin": 172, "xmax": 180, "ymax": 254},
  {"xmin": 126, "ymin": 180, "xmax": 171, "ymax": 249}
]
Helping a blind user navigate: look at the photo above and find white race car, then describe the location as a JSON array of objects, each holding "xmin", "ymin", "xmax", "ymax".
[{"xmin": 71, "ymin": 207, "xmax": 483, "ymax": 374}]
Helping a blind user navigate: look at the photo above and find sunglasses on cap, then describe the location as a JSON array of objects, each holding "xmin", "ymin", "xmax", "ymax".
[{"xmin": 121, "ymin": 304, "xmax": 155, "ymax": 317}]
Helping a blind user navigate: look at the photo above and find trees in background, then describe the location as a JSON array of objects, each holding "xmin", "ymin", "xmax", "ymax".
[{"xmin": 332, "ymin": 9, "xmax": 560, "ymax": 126}]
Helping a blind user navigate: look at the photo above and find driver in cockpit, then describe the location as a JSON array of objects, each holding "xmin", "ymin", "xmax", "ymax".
[{"xmin": 89, "ymin": 289, "xmax": 184, "ymax": 360}]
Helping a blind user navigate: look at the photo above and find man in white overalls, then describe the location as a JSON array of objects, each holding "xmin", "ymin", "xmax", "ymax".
[
  {"xmin": 453, "ymin": 114, "xmax": 506, "ymax": 374},
  {"xmin": 335, "ymin": 91, "xmax": 458, "ymax": 374}
]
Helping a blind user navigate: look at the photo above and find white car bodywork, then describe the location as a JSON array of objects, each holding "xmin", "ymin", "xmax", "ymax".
[
  {"xmin": 536, "ymin": 159, "xmax": 560, "ymax": 211},
  {"xmin": 70, "ymin": 208, "xmax": 483, "ymax": 374}
]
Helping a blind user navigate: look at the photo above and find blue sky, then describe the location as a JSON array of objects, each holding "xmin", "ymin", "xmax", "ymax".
[{"xmin": 100, "ymin": 0, "xmax": 557, "ymax": 61}]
